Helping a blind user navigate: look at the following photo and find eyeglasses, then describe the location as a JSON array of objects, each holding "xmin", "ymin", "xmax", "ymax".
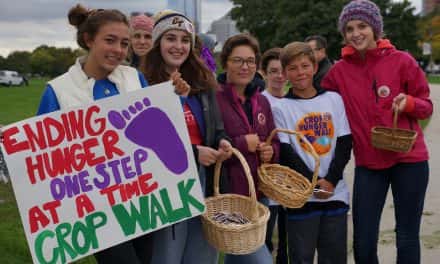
[
  {"xmin": 228, "ymin": 57, "xmax": 257, "ymax": 68},
  {"xmin": 130, "ymin": 11, "xmax": 153, "ymax": 17}
]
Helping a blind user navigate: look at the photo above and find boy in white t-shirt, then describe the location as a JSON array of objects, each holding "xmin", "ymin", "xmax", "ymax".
[{"xmin": 272, "ymin": 42, "xmax": 352, "ymax": 264}]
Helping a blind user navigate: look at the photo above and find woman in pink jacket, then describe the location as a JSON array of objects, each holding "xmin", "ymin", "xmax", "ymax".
[{"xmin": 321, "ymin": 1, "xmax": 433, "ymax": 263}]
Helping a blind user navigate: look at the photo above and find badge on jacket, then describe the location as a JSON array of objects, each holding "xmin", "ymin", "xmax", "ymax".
[
  {"xmin": 257, "ymin": 112, "xmax": 266, "ymax": 126},
  {"xmin": 377, "ymin": 85, "xmax": 391, "ymax": 98}
]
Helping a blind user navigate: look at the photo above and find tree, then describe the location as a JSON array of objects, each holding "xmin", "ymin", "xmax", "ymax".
[
  {"xmin": 230, "ymin": 0, "xmax": 280, "ymax": 52},
  {"xmin": 0, "ymin": 55, "xmax": 5, "ymax": 69},
  {"xmin": 418, "ymin": 6, "xmax": 440, "ymax": 62},
  {"xmin": 230, "ymin": 0, "xmax": 421, "ymax": 60},
  {"xmin": 381, "ymin": 0, "xmax": 420, "ymax": 57},
  {"xmin": 30, "ymin": 45, "xmax": 56, "ymax": 77},
  {"xmin": 4, "ymin": 51, "xmax": 32, "ymax": 74}
]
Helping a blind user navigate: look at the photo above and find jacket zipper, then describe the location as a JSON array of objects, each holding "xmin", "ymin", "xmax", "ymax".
[
  {"xmin": 372, "ymin": 79, "xmax": 378, "ymax": 103},
  {"xmin": 404, "ymin": 82, "xmax": 414, "ymax": 130}
]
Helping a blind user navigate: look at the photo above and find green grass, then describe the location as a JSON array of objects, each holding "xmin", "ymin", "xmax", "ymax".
[
  {"xmin": 0, "ymin": 78, "xmax": 48, "ymax": 125},
  {"xmin": 428, "ymin": 74, "xmax": 440, "ymax": 84},
  {"xmin": 0, "ymin": 183, "xmax": 32, "ymax": 264}
]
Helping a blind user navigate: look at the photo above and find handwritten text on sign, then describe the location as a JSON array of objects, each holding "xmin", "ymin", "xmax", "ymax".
[{"xmin": 1, "ymin": 82, "xmax": 205, "ymax": 263}]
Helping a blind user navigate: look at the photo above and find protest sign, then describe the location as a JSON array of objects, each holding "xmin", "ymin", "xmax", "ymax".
[{"xmin": 1, "ymin": 81, "xmax": 205, "ymax": 263}]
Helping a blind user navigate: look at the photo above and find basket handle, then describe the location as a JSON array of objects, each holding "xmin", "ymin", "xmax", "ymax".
[
  {"xmin": 213, "ymin": 147, "xmax": 258, "ymax": 217},
  {"xmin": 392, "ymin": 107, "xmax": 399, "ymax": 136},
  {"xmin": 265, "ymin": 128, "xmax": 320, "ymax": 189}
]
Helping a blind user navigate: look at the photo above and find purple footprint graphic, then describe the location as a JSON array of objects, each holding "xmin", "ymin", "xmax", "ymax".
[{"xmin": 108, "ymin": 97, "xmax": 188, "ymax": 175}]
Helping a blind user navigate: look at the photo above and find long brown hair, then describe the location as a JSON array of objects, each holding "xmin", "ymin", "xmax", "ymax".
[{"xmin": 142, "ymin": 38, "xmax": 217, "ymax": 95}]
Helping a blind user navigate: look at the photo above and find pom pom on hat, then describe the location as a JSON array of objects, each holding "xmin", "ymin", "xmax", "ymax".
[{"xmin": 338, "ymin": 0, "xmax": 383, "ymax": 39}]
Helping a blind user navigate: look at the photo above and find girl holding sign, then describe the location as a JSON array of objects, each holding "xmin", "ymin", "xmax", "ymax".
[
  {"xmin": 142, "ymin": 9, "xmax": 232, "ymax": 264},
  {"xmin": 36, "ymin": 4, "xmax": 188, "ymax": 264},
  {"xmin": 321, "ymin": 0, "xmax": 432, "ymax": 263}
]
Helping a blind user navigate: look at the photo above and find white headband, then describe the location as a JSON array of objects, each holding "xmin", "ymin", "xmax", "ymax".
[{"xmin": 152, "ymin": 14, "xmax": 195, "ymax": 46}]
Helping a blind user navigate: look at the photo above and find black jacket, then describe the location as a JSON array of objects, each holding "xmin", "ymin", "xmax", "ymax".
[
  {"xmin": 313, "ymin": 57, "xmax": 332, "ymax": 90},
  {"xmin": 188, "ymin": 87, "xmax": 230, "ymax": 197}
]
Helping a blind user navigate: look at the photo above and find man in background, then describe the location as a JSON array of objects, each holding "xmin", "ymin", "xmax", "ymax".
[{"xmin": 305, "ymin": 35, "xmax": 332, "ymax": 89}]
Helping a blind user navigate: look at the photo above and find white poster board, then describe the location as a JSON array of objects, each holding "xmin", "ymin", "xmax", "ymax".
[{"xmin": 1, "ymin": 81, "xmax": 205, "ymax": 263}]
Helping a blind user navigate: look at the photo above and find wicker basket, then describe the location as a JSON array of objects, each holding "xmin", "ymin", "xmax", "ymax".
[
  {"xmin": 201, "ymin": 148, "xmax": 270, "ymax": 255},
  {"xmin": 371, "ymin": 108, "xmax": 417, "ymax": 153},
  {"xmin": 258, "ymin": 128, "xmax": 320, "ymax": 208}
]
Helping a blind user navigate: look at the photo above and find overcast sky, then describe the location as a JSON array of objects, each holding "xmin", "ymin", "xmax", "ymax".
[{"xmin": 0, "ymin": 0, "xmax": 421, "ymax": 57}]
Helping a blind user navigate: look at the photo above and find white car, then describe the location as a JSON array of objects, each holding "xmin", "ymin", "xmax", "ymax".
[{"xmin": 0, "ymin": 70, "xmax": 24, "ymax": 86}]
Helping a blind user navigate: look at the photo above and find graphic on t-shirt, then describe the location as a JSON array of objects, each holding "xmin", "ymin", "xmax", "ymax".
[
  {"xmin": 108, "ymin": 97, "xmax": 188, "ymax": 174},
  {"xmin": 296, "ymin": 112, "xmax": 334, "ymax": 155}
]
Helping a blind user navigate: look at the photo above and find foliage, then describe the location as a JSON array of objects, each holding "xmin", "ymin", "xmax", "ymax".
[
  {"xmin": 382, "ymin": 0, "xmax": 419, "ymax": 57},
  {"xmin": 418, "ymin": 6, "xmax": 440, "ymax": 62},
  {"xmin": 230, "ymin": 0, "xmax": 421, "ymax": 60},
  {"xmin": 0, "ymin": 45, "xmax": 82, "ymax": 77},
  {"xmin": 3, "ymin": 51, "xmax": 32, "ymax": 74}
]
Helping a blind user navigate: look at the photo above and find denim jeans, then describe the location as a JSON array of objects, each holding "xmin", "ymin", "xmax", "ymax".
[
  {"xmin": 353, "ymin": 161, "xmax": 429, "ymax": 264},
  {"xmin": 286, "ymin": 213, "xmax": 347, "ymax": 264}
]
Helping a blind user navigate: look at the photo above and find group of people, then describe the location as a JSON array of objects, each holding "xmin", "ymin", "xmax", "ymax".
[{"xmin": 0, "ymin": 0, "xmax": 433, "ymax": 263}]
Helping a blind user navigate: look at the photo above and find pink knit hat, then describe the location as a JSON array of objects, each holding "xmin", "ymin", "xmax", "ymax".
[{"xmin": 130, "ymin": 14, "xmax": 154, "ymax": 33}]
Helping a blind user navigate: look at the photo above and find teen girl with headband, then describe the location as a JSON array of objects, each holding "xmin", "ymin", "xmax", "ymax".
[{"xmin": 143, "ymin": 10, "xmax": 232, "ymax": 264}]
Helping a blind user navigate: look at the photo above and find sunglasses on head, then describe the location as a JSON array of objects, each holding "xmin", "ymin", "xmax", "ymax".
[{"xmin": 130, "ymin": 11, "xmax": 153, "ymax": 17}]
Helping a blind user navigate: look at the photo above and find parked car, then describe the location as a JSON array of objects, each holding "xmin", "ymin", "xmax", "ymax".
[
  {"xmin": 0, "ymin": 70, "xmax": 24, "ymax": 86},
  {"xmin": 425, "ymin": 63, "xmax": 440, "ymax": 74}
]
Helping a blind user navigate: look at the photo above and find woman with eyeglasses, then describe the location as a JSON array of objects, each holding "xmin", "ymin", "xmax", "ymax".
[{"xmin": 216, "ymin": 33, "xmax": 279, "ymax": 264}]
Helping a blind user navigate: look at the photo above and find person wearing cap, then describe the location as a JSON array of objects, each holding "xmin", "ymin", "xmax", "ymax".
[
  {"xmin": 321, "ymin": 1, "xmax": 433, "ymax": 263},
  {"xmin": 129, "ymin": 14, "xmax": 154, "ymax": 69},
  {"xmin": 142, "ymin": 10, "xmax": 232, "ymax": 264}
]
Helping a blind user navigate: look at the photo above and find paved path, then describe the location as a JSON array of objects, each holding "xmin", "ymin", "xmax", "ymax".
[{"xmin": 345, "ymin": 84, "xmax": 440, "ymax": 263}]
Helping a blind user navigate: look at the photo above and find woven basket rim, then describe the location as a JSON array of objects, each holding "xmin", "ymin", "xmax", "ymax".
[{"xmin": 257, "ymin": 128, "xmax": 320, "ymax": 207}]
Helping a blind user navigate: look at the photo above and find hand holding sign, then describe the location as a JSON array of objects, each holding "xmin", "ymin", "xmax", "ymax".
[{"xmin": 171, "ymin": 71, "xmax": 190, "ymax": 97}]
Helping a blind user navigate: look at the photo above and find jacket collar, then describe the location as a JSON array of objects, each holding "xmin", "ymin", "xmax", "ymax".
[
  {"xmin": 69, "ymin": 56, "xmax": 128, "ymax": 96},
  {"xmin": 341, "ymin": 39, "xmax": 395, "ymax": 60}
]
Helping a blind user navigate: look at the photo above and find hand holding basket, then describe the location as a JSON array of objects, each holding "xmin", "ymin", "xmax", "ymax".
[
  {"xmin": 258, "ymin": 128, "xmax": 320, "ymax": 208},
  {"xmin": 371, "ymin": 108, "xmax": 417, "ymax": 153},
  {"xmin": 201, "ymin": 148, "xmax": 270, "ymax": 254}
]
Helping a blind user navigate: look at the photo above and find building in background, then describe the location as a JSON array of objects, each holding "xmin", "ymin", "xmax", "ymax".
[
  {"xmin": 207, "ymin": 11, "xmax": 241, "ymax": 51},
  {"xmin": 168, "ymin": 0, "xmax": 201, "ymax": 32},
  {"xmin": 423, "ymin": 0, "xmax": 440, "ymax": 15}
]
